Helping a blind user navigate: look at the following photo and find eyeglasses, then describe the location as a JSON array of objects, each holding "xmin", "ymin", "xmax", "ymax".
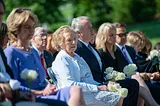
[
  {"xmin": 15, "ymin": 8, "xmax": 31, "ymax": 13},
  {"xmin": 116, "ymin": 32, "xmax": 127, "ymax": 37}
]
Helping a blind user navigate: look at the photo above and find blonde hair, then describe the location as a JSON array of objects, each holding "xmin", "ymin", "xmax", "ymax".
[
  {"xmin": 52, "ymin": 25, "xmax": 77, "ymax": 51},
  {"xmin": 6, "ymin": 8, "xmax": 38, "ymax": 44},
  {"xmin": 126, "ymin": 31, "xmax": 145, "ymax": 52},
  {"xmin": 145, "ymin": 38, "xmax": 152, "ymax": 54},
  {"xmin": 96, "ymin": 23, "xmax": 116, "ymax": 52}
]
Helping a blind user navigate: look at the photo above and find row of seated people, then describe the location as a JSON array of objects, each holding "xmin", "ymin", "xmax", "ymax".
[
  {"xmin": 0, "ymin": 6, "xmax": 160, "ymax": 106},
  {"xmin": 44, "ymin": 17, "xmax": 160, "ymax": 106}
]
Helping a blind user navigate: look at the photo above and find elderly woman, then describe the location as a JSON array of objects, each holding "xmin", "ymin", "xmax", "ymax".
[
  {"xmin": 96, "ymin": 23, "xmax": 160, "ymax": 106},
  {"xmin": 4, "ymin": 8, "xmax": 85, "ymax": 106},
  {"xmin": 51, "ymin": 25, "xmax": 124, "ymax": 106}
]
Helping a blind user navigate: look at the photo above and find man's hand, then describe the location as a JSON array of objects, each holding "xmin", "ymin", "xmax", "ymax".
[{"xmin": 42, "ymin": 84, "xmax": 57, "ymax": 96}]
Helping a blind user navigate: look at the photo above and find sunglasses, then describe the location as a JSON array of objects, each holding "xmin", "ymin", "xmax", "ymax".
[
  {"xmin": 116, "ymin": 32, "xmax": 128, "ymax": 37},
  {"xmin": 15, "ymin": 8, "xmax": 31, "ymax": 13}
]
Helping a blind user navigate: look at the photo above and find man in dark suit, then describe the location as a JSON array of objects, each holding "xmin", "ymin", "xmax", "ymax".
[
  {"xmin": 113, "ymin": 22, "xmax": 160, "ymax": 104},
  {"xmin": 32, "ymin": 27, "xmax": 54, "ymax": 79},
  {"xmin": 72, "ymin": 16, "xmax": 139, "ymax": 106}
]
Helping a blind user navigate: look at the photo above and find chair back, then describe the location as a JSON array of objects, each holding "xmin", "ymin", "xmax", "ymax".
[{"xmin": 47, "ymin": 67, "xmax": 57, "ymax": 84}]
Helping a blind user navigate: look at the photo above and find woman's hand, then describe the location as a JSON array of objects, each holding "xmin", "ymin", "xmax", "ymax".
[
  {"xmin": 19, "ymin": 91, "xmax": 36, "ymax": 102},
  {"xmin": 97, "ymin": 85, "xmax": 108, "ymax": 91},
  {"xmin": 42, "ymin": 84, "xmax": 57, "ymax": 96},
  {"xmin": 150, "ymin": 72, "xmax": 160, "ymax": 80},
  {"xmin": 139, "ymin": 72, "xmax": 151, "ymax": 81}
]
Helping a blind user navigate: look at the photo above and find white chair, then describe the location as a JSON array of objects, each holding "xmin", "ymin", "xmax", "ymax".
[{"xmin": 15, "ymin": 101, "xmax": 49, "ymax": 106}]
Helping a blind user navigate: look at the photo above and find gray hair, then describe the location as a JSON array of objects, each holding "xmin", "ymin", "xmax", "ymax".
[
  {"xmin": 71, "ymin": 16, "xmax": 90, "ymax": 32},
  {"xmin": 34, "ymin": 27, "xmax": 47, "ymax": 36}
]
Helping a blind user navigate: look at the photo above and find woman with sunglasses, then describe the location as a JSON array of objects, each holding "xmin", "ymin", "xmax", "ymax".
[{"xmin": 4, "ymin": 8, "xmax": 85, "ymax": 106}]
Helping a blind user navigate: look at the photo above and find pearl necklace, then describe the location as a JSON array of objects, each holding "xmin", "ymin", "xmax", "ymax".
[{"xmin": 16, "ymin": 45, "xmax": 31, "ymax": 52}]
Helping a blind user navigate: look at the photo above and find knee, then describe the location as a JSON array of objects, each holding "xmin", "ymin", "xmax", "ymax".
[
  {"xmin": 70, "ymin": 86, "xmax": 82, "ymax": 95},
  {"xmin": 132, "ymin": 74, "xmax": 144, "ymax": 84}
]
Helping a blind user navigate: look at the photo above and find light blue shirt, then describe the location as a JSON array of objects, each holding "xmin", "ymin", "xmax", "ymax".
[
  {"xmin": 52, "ymin": 50, "xmax": 100, "ymax": 92},
  {"xmin": 78, "ymin": 39, "xmax": 102, "ymax": 70}
]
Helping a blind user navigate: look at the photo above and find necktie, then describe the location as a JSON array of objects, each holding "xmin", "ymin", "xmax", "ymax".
[
  {"xmin": 88, "ymin": 44, "xmax": 102, "ymax": 70},
  {"xmin": 121, "ymin": 46, "xmax": 131, "ymax": 64},
  {"xmin": 40, "ymin": 54, "xmax": 49, "ymax": 78}
]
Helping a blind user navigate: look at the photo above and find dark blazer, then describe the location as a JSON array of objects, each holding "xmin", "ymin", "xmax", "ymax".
[
  {"xmin": 97, "ymin": 47, "xmax": 139, "ymax": 106},
  {"xmin": 43, "ymin": 50, "xmax": 55, "ymax": 68},
  {"xmin": 136, "ymin": 52, "xmax": 159, "ymax": 73},
  {"xmin": 75, "ymin": 40, "xmax": 104, "ymax": 83},
  {"xmin": 0, "ymin": 47, "xmax": 13, "ymax": 78},
  {"xmin": 116, "ymin": 45, "xmax": 137, "ymax": 71}
]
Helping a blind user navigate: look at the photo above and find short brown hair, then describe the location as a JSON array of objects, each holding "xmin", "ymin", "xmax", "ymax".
[{"xmin": 113, "ymin": 22, "xmax": 127, "ymax": 28}]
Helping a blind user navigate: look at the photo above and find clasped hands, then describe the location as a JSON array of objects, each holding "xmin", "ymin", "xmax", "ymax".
[
  {"xmin": 139, "ymin": 72, "xmax": 160, "ymax": 81},
  {"xmin": 42, "ymin": 84, "xmax": 57, "ymax": 96}
]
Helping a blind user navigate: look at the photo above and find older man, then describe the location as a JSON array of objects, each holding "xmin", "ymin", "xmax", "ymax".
[
  {"xmin": 32, "ymin": 27, "xmax": 54, "ymax": 79},
  {"xmin": 72, "ymin": 16, "xmax": 139, "ymax": 106}
]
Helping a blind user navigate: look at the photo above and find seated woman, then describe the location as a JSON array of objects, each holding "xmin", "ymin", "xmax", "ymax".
[
  {"xmin": 4, "ymin": 7, "xmax": 85, "ymax": 106},
  {"xmin": 51, "ymin": 25, "xmax": 123, "ymax": 106},
  {"xmin": 95, "ymin": 23, "xmax": 160, "ymax": 106}
]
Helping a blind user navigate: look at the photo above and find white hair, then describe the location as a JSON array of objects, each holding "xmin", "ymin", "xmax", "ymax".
[{"xmin": 71, "ymin": 16, "xmax": 90, "ymax": 32}]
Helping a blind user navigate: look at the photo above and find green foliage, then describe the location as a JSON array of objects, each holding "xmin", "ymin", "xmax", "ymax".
[{"xmin": 3, "ymin": 0, "xmax": 160, "ymax": 32}]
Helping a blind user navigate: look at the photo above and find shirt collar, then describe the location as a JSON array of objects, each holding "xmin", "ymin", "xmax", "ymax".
[
  {"xmin": 116, "ymin": 43, "xmax": 124, "ymax": 50},
  {"xmin": 32, "ymin": 44, "xmax": 43, "ymax": 55},
  {"xmin": 78, "ymin": 39, "xmax": 89, "ymax": 47}
]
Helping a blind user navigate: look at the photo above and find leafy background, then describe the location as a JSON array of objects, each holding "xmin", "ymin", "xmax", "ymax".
[{"xmin": 3, "ymin": 0, "xmax": 160, "ymax": 47}]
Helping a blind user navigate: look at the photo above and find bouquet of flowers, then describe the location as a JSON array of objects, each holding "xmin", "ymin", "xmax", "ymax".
[
  {"xmin": 149, "ymin": 50, "xmax": 160, "ymax": 71},
  {"xmin": 104, "ymin": 67, "xmax": 126, "ymax": 81},
  {"xmin": 123, "ymin": 64, "xmax": 137, "ymax": 76},
  {"xmin": 107, "ymin": 81, "xmax": 128, "ymax": 98}
]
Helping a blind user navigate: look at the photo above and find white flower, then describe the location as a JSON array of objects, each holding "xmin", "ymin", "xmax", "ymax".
[
  {"xmin": 105, "ymin": 73, "xmax": 113, "ymax": 80},
  {"xmin": 0, "ymin": 72, "xmax": 11, "ymax": 82},
  {"xmin": 113, "ymin": 83, "xmax": 121, "ymax": 90},
  {"xmin": 123, "ymin": 64, "xmax": 137, "ymax": 76},
  {"xmin": 117, "ymin": 88, "xmax": 128, "ymax": 98},
  {"xmin": 9, "ymin": 79, "xmax": 21, "ymax": 90},
  {"xmin": 107, "ymin": 81, "xmax": 117, "ymax": 92},
  {"xmin": 104, "ymin": 67, "xmax": 114, "ymax": 74},
  {"xmin": 20, "ymin": 69, "xmax": 38, "ymax": 81},
  {"xmin": 150, "ymin": 50, "xmax": 159, "ymax": 59},
  {"xmin": 115, "ymin": 72, "xmax": 126, "ymax": 81},
  {"xmin": 112, "ymin": 71, "xmax": 118, "ymax": 78}
]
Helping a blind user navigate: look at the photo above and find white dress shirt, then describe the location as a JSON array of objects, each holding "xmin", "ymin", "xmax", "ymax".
[
  {"xmin": 79, "ymin": 39, "xmax": 102, "ymax": 70},
  {"xmin": 32, "ymin": 44, "xmax": 47, "ymax": 68},
  {"xmin": 52, "ymin": 50, "xmax": 100, "ymax": 92}
]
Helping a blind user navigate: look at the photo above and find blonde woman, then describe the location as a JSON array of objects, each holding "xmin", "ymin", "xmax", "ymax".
[
  {"xmin": 96, "ymin": 23, "xmax": 160, "ymax": 106},
  {"xmin": 4, "ymin": 8, "xmax": 85, "ymax": 106}
]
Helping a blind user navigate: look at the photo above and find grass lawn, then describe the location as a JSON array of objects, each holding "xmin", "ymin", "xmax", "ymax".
[{"xmin": 127, "ymin": 19, "xmax": 160, "ymax": 47}]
